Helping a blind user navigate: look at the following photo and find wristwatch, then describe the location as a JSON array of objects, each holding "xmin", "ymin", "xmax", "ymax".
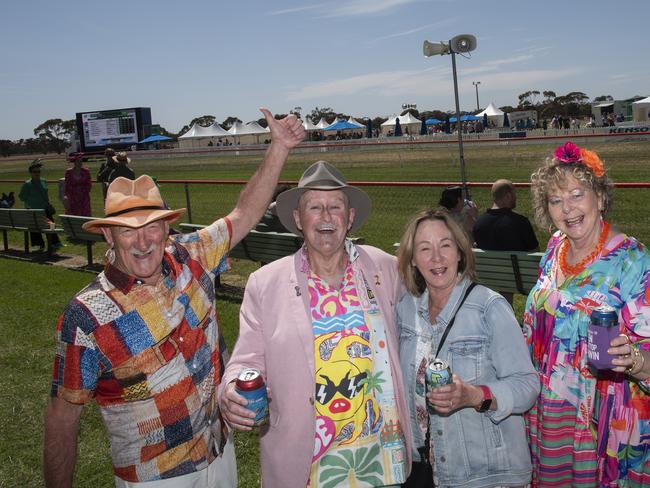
[{"xmin": 475, "ymin": 385, "xmax": 493, "ymax": 413}]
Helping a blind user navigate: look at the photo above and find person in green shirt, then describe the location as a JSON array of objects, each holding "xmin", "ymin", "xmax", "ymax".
[{"xmin": 18, "ymin": 159, "xmax": 62, "ymax": 251}]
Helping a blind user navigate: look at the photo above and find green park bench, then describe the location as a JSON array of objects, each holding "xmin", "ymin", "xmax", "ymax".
[
  {"xmin": 0, "ymin": 208, "xmax": 64, "ymax": 256},
  {"xmin": 471, "ymin": 249, "xmax": 543, "ymax": 295},
  {"xmin": 393, "ymin": 242, "xmax": 542, "ymax": 296},
  {"xmin": 59, "ymin": 215, "xmax": 106, "ymax": 266}
]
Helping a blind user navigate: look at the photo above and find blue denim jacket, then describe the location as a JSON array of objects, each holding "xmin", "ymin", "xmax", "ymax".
[{"xmin": 397, "ymin": 278, "xmax": 539, "ymax": 488}]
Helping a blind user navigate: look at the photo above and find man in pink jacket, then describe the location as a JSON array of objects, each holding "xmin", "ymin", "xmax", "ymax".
[{"xmin": 220, "ymin": 161, "xmax": 413, "ymax": 487}]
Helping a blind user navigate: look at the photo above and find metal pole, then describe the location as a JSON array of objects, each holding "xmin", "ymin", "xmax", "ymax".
[
  {"xmin": 451, "ymin": 51, "xmax": 469, "ymax": 201},
  {"xmin": 184, "ymin": 182, "xmax": 193, "ymax": 223},
  {"xmin": 473, "ymin": 82, "xmax": 480, "ymax": 111}
]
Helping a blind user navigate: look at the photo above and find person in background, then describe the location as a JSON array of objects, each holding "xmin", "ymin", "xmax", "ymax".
[
  {"xmin": 473, "ymin": 179, "xmax": 539, "ymax": 252},
  {"xmin": 220, "ymin": 161, "xmax": 412, "ymax": 488},
  {"xmin": 254, "ymin": 183, "xmax": 290, "ymax": 233},
  {"xmin": 97, "ymin": 148, "xmax": 116, "ymax": 199},
  {"xmin": 64, "ymin": 153, "xmax": 92, "ymax": 216},
  {"xmin": 438, "ymin": 185, "xmax": 477, "ymax": 241},
  {"xmin": 107, "ymin": 152, "xmax": 135, "ymax": 183},
  {"xmin": 43, "ymin": 109, "xmax": 305, "ymax": 488},
  {"xmin": 18, "ymin": 159, "xmax": 63, "ymax": 251},
  {"xmin": 396, "ymin": 208, "xmax": 539, "ymax": 487},
  {"xmin": 525, "ymin": 141, "xmax": 650, "ymax": 486}
]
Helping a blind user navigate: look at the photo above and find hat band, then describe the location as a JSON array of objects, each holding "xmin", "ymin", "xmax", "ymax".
[{"xmin": 105, "ymin": 205, "xmax": 165, "ymax": 218}]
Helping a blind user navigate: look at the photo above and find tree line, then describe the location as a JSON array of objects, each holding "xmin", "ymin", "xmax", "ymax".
[{"xmin": 0, "ymin": 89, "xmax": 615, "ymax": 157}]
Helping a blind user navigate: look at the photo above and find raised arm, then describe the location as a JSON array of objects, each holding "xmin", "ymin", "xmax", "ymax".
[
  {"xmin": 43, "ymin": 397, "xmax": 83, "ymax": 488},
  {"xmin": 225, "ymin": 108, "xmax": 304, "ymax": 249}
]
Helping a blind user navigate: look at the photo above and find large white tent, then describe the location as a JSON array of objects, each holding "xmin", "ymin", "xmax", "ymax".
[
  {"xmin": 315, "ymin": 118, "xmax": 332, "ymax": 129},
  {"xmin": 302, "ymin": 119, "xmax": 318, "ymax": 131},
  {"xmin": 477, "ymin": 103, "xmax": 505, "ymax": 127},
  {"xmin": 632, "ymin": 96, "xmax": 650, "ymax": 122},
  {"xmin": 179, "ymin": 123, "xmax": 215, "ymax": 139},
  {"xmin": 347, "ymin": 116, "xmax": 366, "ymax": 128},
  {"xmin": 380, "ymin": 113, "xmax": 422, "ymax": 136},
  {"xmin": 178, "ymin": 122, "xmax": 231, "ymax": 148}
]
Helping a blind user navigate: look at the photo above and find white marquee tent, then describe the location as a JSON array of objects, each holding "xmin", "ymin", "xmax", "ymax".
[
  {"xmin": 302, "ymin": 119, "xmax": 318, "ymax": 131},
  {"xmin": 347, "ymin": 117, "xmax": 366, "ymax": 128},
  {"xmin": 316, "ymin": 118, "xmax": 333, "ymax": 129},
  {"xmin": 477, "ymin": 103, "xmax": 505, "ymax": 126},
  {"xmin": 380, "ymin": 112, "xmax": 422, "ymax": 135},
  {"xmin": 632, "ymin": 96, "xmax": 650, "ymax": 122}
]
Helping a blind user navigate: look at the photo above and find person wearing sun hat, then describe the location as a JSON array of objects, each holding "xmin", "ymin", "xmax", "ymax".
[
  {"xmin": 18, "ymin": 158, "xmax": 63, "ymax": 251},
  {"xmin": 220, "ymin": 160, "xmax": 413, "ymax": 487},
  {"xmin": 524, "ymin": 141, "xmax": 650, "ymax": 485},
  {"xmin": 43, "ymin": 109, "xmax": 305, "ymax": 488}
]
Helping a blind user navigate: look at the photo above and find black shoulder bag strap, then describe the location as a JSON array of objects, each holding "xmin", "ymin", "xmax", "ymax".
[
  {"xmin": 421, "ymin": 281, "xmax": 477, "ymax": 471},
  {"xmin": 434, "ymin": 281, "xmax": 478, "ymax": 358}
]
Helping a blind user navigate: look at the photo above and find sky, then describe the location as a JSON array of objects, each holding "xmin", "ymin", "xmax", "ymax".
[{"xmin": 2, "ymin": 0, "xmax": 649, "ymax": 141}]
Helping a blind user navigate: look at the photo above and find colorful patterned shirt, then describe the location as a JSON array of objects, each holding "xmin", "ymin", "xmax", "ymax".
[
  {"xmin": 307, "ymin": 240, "xmax": 407, "ymax": 488},
  {"xmin": 51, "ymin": 219, "xmax": 231, "ymax": 482},
  {"xmin": 524, "ymin": 231, "xmax": 650, "ymax": 487}
]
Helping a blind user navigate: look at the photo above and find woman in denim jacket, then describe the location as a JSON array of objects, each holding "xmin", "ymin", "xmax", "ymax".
[{"xmin": 396, "ymin": 209, "xmax": 539, "ymax": 488}]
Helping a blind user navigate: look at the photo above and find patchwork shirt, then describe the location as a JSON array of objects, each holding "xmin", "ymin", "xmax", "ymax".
[{"xmin": 50, "ymin": 219, "xmax": 231, "ymax": 482}]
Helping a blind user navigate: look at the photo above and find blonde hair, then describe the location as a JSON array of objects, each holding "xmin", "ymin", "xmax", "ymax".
[
  {"xmin": 397, "ymin": 208, "xmax": 477, "ymax": 296},
  {"xmin": 530, "ymin": 158, "xmax": 614, "ymax": 230}
]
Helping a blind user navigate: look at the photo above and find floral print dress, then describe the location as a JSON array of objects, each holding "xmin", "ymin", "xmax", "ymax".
[{"xmin": 524, "ymin": 231, "xmax": 650, "ymax": 487}]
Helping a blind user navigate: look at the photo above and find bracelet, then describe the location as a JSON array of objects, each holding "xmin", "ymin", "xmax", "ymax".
[{"xmin": 625, "ymin": 345, "xmax": 646, "ymax": 376}]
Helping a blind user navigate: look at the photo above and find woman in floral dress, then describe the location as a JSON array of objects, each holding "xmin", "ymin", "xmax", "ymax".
[{"xmin": 524, "ymin": 141, "xmax": 650, "ymax": 486}]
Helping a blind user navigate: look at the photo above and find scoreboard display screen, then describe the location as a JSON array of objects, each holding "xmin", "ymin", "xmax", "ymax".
[{"xmin": 76, "ymin": 107, "xmax": 152, "ymax": 151}]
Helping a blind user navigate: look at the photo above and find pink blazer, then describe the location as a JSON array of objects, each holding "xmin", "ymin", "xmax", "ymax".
[{"xmin": 221, "ymin": 245, "xmax": 413, "ymax": 488}]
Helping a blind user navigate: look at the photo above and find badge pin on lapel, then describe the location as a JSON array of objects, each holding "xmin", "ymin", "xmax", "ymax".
[
  {"xmin": 295, "ymin": 286, "xmax": 301, "ymax": 297},
  {"xmin": 374, "ymin": 274, "xmax": 381, "ymax": 287}
]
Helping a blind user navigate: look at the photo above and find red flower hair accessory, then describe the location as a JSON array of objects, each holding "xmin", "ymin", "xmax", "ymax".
[{"xmin": 553, "ymin": 141, "xmax": 605, "ymax": 177}]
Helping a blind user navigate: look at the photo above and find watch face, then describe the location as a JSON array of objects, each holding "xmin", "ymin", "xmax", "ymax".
[{"xmin": 478, "ymin": 398, "xmax": 492, "ymax": 412}]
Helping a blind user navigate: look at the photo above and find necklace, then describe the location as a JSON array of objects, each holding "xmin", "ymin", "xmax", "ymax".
[{"xmin": 559, "ymin": 221, "xmax": 610, "ymax": 276}]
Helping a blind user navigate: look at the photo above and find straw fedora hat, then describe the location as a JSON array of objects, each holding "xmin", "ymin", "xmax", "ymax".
[
  {"xmin": 82, "ymin": 175, "xmax": 186, "ymax": 234},
  {"xmin": 276, "ymin": 160, "xmax": 371, "ymax": 235}
]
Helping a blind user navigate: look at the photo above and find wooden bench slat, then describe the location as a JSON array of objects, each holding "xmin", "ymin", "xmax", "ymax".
[{"xmin": 59, "ymin": 215, "xmax": 105, "ymax": 265}]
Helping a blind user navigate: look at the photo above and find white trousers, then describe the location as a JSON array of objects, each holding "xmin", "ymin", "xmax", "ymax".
[{"xmin": 114, "ymin": 439, "xmax": 237, "ymax": 488}]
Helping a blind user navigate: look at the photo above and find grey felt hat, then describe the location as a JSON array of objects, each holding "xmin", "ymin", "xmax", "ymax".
[{"xmin": 276, "ymin": 160, "xmax": 371, "ymax": 235}]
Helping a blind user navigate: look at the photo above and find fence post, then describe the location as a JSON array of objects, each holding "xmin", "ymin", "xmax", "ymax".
[{"xmin": 184, "ymin": 183, "xmax": 193, "ymax": 223}]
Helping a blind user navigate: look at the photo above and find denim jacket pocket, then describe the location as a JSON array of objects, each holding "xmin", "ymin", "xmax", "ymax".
[{"xmin": 447, "ymin": 337, "xmax": 485, "ymax": 384}]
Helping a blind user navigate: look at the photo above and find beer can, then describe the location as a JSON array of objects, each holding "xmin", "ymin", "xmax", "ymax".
[
  {"xmin": 235, "ymin": 368, "xmax": 269, "ymax": 426},
  {"xmin": 587, "ymin": 305, "xmax": 619, "ymax": 370},
  {"xmin": 425, "ymin": 359, "xmax": 453, "ymax": 413}
]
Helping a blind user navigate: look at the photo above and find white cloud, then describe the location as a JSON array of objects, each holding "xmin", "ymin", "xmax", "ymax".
[
  {"xmin": 287, "ymin": 66, "xmax": 580, "ymax": 102},
  {"xmin": 269, "ymin": 4, "xmax": 324, "ymax": 15},
  {"xmin": 270, "ymin": 0, "xmax": 423, "ymax": 18},
  {"xmin": 324, "ymin": 0, "xmax": 419, "ymax": 17},
  {"xmin": 370, "ymin": 19, "xmax": 456, "ymax": 43}
]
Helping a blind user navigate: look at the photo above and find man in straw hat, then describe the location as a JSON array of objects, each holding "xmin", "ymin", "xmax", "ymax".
[
  {"xmin": 44, "ymin": 109, "xmax": 304, "ymax": 488},
  {"xmin": 220, "ymin": 161, "xmax": 413, "ymax": 487}
]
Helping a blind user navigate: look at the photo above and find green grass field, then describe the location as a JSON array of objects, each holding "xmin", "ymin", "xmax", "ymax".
[{"xmin": 0, "ymin": 140, "xmax": 649, "ymax": 487}]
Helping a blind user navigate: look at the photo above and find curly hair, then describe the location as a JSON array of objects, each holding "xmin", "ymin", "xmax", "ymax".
[
  {"xmin": 530, "ymin": 157, "xmax": 614, "ymax": 231},
  {"xmin": 397, "ymin": 208, "xmax": 477, "ymax": 296}
]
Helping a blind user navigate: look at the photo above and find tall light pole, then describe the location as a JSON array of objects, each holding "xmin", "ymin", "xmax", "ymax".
[
  {"xmin": 472, "ymin": 81, "xmax": 481, "ymax": 111},
  {"xmin": 423, "ymin": 34, "xmax": 477, "ymax": 201}
]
